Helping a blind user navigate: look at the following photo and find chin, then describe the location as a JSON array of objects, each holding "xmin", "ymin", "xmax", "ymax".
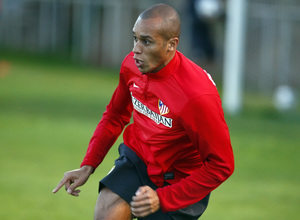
[
  {"xmin": 139, "ymin": 67, "xmax": 150, "ymax": 74},
  {"xmin": 139, "ymin": 68, "xmax": 147, "ymax": 74}
]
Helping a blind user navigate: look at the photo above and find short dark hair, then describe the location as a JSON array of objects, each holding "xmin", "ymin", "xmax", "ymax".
[{"xmin": 139, "ymin": 4, "xmax": 181, "ymax": 40}]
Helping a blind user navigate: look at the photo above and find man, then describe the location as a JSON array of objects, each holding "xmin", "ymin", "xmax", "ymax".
[{"xmin": 53, "ymin": 3, "xmax": 234, "ymax": 220}]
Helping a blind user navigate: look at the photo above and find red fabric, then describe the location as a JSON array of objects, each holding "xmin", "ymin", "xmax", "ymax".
[{"xmin": 81, "ymin": 51, "xmax": 234, "ymax": 212}]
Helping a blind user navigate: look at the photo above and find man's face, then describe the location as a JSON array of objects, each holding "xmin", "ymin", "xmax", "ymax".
[{"xmin": 132, "ymin": 17, "xmax": 170, "ymax": 73}]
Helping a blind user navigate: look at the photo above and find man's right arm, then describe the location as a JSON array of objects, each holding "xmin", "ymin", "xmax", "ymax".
[
  {"xmin": 53, "ymin": 61, "xmax": 133, "ymax": 196},
  {"xmin": 80, "ymin": 71, "xmax": 133, "ymax": 169}
]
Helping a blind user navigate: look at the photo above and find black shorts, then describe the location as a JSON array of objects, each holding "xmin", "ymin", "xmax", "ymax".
[{"xmin": 99, "ymin": 143, "xmax": 210, "ymax": 220}]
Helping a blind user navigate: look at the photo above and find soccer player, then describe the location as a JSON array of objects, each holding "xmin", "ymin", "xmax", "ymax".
[{"xmin": 53, "ymin": 3, "xmax": 234, "ymax": 220}]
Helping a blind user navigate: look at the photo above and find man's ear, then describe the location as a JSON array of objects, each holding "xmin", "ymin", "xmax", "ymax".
[{"xmin": 168, "ymin": 37, "xmax": 179, "ymax": 52}]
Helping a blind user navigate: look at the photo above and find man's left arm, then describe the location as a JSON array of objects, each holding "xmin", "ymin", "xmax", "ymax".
[{"xmin": 156, "ymin": 94, "xmax": 234, "ymax": 212}]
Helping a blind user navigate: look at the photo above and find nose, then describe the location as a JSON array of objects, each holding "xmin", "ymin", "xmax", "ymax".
[{"xmin": 132, "ymin": 41, "xmax": 142, "ymax": 54}]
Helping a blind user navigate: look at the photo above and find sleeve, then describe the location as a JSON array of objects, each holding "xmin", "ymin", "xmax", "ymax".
[
  {"xmin": 80, "ymin": 70, "xmax": 133, "ymax": 169},
  {"xmin": 156, "ymin": 94, "xmax": 234, "ymax": 212}
]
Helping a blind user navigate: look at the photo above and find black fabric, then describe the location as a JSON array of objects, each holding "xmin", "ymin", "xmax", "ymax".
[{"xmin": 99, "ymin": 143, "xmax": 210, "ymax": 220}]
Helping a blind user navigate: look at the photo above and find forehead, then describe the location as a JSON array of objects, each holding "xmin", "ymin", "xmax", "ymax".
[{"xmin": 133, "ymin": 17, "xmax": 163, "ymax": 38}]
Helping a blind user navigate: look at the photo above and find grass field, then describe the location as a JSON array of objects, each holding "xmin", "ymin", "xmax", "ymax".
[{"xmin": 0, "ymin": 54, "xmax": 299, "ymax": 220}]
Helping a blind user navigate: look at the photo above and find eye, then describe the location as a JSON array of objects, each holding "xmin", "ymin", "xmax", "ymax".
[
  {"xmin": 133, "ymin": 35, "xmax": 137, "ymax": 42},
  {"xmin": 143, "ymin": 39, "xmax": 150, "ymax": 45}
]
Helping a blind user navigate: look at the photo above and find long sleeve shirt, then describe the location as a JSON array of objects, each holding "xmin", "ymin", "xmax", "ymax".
[{"xmin": 81, "ymin": 51, "xmax": 234, "ymax": 212}]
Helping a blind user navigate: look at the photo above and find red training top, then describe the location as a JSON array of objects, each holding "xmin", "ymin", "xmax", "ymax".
[{"xmin": 81, "ymin": 51, "xmax": 234, "ymax": 212}]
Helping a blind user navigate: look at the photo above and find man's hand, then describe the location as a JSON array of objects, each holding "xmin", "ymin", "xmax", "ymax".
[
  {"xmin": 130, "ymin": 186, "xmax": 160, "ymax": 218},
  {"xmin": 52, "ymin": 165, "xmax": 94, "ymax": 196}
]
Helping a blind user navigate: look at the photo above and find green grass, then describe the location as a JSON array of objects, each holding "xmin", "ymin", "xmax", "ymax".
[{"xmin": 0, "ymin": 54, "xmax": 299, "ymax": 220}]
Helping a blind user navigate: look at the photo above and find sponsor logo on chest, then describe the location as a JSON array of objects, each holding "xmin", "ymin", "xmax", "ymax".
[{"xmin": 131, "ymin": 94, "xmax": 173, "ymax": 128}]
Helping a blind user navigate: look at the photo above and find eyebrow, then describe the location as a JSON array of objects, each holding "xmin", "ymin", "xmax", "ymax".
[{"xmin": 133, "ymin": 32, "xmax": 154, "ymax": 40}]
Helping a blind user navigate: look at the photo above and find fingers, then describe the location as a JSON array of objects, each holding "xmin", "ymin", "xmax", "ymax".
[
  {"xmin": 135, "ymin": 186, "xmax": 146, "ymax": 196},
  {"xmin": 69, "ymin": 189, "xmax": 81, "ymax": 197},
  {"xmin": 130, "ymin": 186, "xmax": 160, "ymax": 218},
  {"xmin": 52, "ymin": 176, "xmax": 69, "ymax": 193},
  {"xmin": 52, "ymin": 171, "xmax": 81, "ymax": 196},
  {"xmin": 66, "ymin": 179, "xmax": 80, "ymax": 196},
  {"xmin": 131, "ymin": 205, "xmax": 152, "ymax": 217},
  {"xmin": 64, "ymin": 180, "xmax": 71, "ymax": 192}
]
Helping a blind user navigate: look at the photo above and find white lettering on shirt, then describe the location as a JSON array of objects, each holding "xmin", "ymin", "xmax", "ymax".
[{"xmin": 131, "ymin": 94, "xmax": 173, "ymax": 128}]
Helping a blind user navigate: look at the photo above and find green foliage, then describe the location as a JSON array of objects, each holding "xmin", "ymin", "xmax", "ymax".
[{"xmin": 0, "ymin": 56, "xmax": 299, "ymax": 219}]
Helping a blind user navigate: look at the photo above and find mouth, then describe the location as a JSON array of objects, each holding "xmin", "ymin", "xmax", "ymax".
[{"xmin": 134, "ymin": 58, "xmax": 144, "ymax": 68}]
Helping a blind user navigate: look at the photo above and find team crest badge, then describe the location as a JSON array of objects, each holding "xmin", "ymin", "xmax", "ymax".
[{"xmin": 158, "ymin": 100, "xmax": 169, "ymax": 115}]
